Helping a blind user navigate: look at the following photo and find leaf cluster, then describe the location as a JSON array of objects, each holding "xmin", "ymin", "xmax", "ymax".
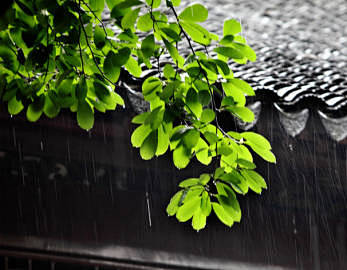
[{"xmin": 0, "ymin": 0, "xmax": 276, "ymax": 230}]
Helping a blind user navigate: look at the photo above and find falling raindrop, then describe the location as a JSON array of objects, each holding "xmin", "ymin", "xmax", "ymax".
[
  {"xmin": 10, "ymin": 114, "xmax": 13, "ymax": 118},
  {"xmin": 12, "ymin": 127, "xmax": 17, "ymax": 147},
  {"xmin": 40, "ymin": 141, "xmax": 44, "ymax": 151},
  {"xmin": 146, "ymin": 191, "xmax": 152, "ymax": 228}
]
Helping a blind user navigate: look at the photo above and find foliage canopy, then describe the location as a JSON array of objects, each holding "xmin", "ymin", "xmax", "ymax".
[{"xmin": 0, "ymin": 0, "xmax": 276, "ymax": 230}]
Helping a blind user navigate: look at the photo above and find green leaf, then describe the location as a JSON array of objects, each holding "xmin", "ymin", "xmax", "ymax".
[
  {"xmin": 217, "ymin": 143, "xmax": 233, "ymax": 156},
  {"xmin": 173, "ymin": 144, "xmax": 191, "ymax": 169},
  {"xmin": 26, "ymin": 96, "xmax": 44, "ymax": 122},
  {"xmin": 212, "ymin": 202, "xmax": 234, "ymax": 227},
  {"xmin": 201, "ymin": 191, "xmax": 211, "ymax": 216},
  {"xmin": 242, "ymin": 132, "xmax": 271, "ymax": 150},
  {"xmin": 243, "ymin": 170, "xmax": 267, "ymax": 189},
  {"xmin": 176, "ymin": 196, "xmax": 201, "ymax": 222},
  {"xmin": 224, "ymin": 19, "xmax": 241, "ymax": 36},
  {"xmin": 178, "ymin": 4, "xmax": 208, "ymax": 22},
  {"xmin": 76, "ymin": 77, "xmax": 88, "ymax": 100},
  {"xmin": 203, "ymin": 131, "xmax": 219, "ymax": 145},
  {"xmin": 132, "ymin": 112, "xmax": 150, "ymax": 124},
  {"xmin": 77, "ymin": 100, "xmax": 94, "ymax": 130},
  {"xmin": 223, "ymin": 79, "xmax": 255, "ymax": 96},
  {"xmin": 200, "ymin": 109, "xmax": 215, "ymax": 123},
  {"xmin": 114, "ymin": 47, "xmax": 131, "ymax": 66},
  {"xmin": 222, "ymin": 84, "xmax": 245, "ymax": 106},
  {"xmin": 219, "ymin": 170, "xmax": 248, "ymax": 194},
  {"xmin": 121, "ymin": 8, "xmax": 140, "ymax": 29},
  {"xmin": 212, "ymin": 59, "xmax": 230, "ymax": 76},
  {"xmin": 160, "ymin": 81, "xmax": 178, "ymax": 101},
  {"xmin": 106, "ymin": 0, "xmax": 122, "ymax": 9},
  {"xmin": 8, "ymin": 96, "xmax": 24, "ymax": 115},
  {"xmin": 183, "ymin": 186, "xmax": 204, "ymax": 203},
  {"xmin": 163, "ymin": 64, "xmax": 176, "ymax": 80},
  {"xmin": 156, "ymin": 125, "xmax": 170, "ymax": 155},
  {"xmin": 247, "ymin": 143, "xmax": 276, "ymax": 163},
  {"xmin": 237, "ymin": 145, "xmax": 253, "ymax": 163},
  {"xmin": 214, "ymin": 46, "xmax": 244, "ymax": 60},
  {"xmin": 180, "ymin": 21, "xmax": 210, "ymax": 45},
  {"xmin": 219, "ymin": 35, "xmax": 234, "ymax": 46},
  {"xmin": 43, "ymin": 94, "xmax": 60, "ymax": 118},
  {"xmin": 145, "ymin": 106, "xmax": 164, "ymax": 130},
  {"xmin": 179, "ymin": 178, "xmax": 200, "ymax": 188},
  {"xmin": 236, "ymin": 159, "xmax": 256, "ymax": 169},
  {"xmin": 183, "ymin": 129, "xmax": 200, "ymax": 149},
  {"xmin": 220, "ymin": 148, "xmax": 237, "ymax": 172},
  {"xmin": 140, "ymin": 131, "xmax": 158, "ymax": 160},
  {"xmin": 214, "ymin": 167, "xmax": 225, "ymax": 179},
  {"xmin": 142, "ymin": 76, "xmax": 162, "ymax": 100},
  {"xmin": 230, "ymin": 42, "xmax": 256, "ymax": 62},
  {"xmin": 198, "ymin": 174, "xmax": 209, "ymax": 186},
  {"xmin": 227, "ymin": 131, "xmax": 242, "ymax": 140},
  {"xmin": 104, "ymin": 51, "xmax": 121, "ymax": 83},
  {"xmin": 131, "ymin": 124, "xmax": 152, "ymax": 147},
  {"xmin": 195, "ymin": 138, "xmax": 211, "ymax": 165},
  {"xmin": 216, "ymin": 183, "xmax": 241, "ymax": 222},
  {"xmin": 125, "ymin": 56, "xmax": 142, "ymax": 77},
  {"xmin": 160, "ymin": 27, "xmax": 180, "ymax": 42},
  {"xmin": 137, "ymin": 13, "xmax": 153, "ymax": 32},
  {"xmin": 141, "ymin": 34, "xmax": 155, "ymax": 58},
  {"xmin": 227, "ymin": 106, "xmax": 254, "ymax": 122},
  {"xmin": 166, "ymin": 190, "xmax": 184, "ymax": 216},
  {"xmin": 116, "ymin": 0, "xmax": 143, "ymax": 9},
  {"xmin": 94, "ymin": 25, "xmax": 106, "ymax": 49},
  {"xmin": 93, "ymin": 81, "xmax": 116, "ymax": 109},
  {"xmin": 162, "ymin": 38, "xmax": 184, "ymax": 68},
  {"xmin": 186, "ymin": 88, "xmax": 202, "ymax": 118},
  {"xmin": 198, "ymin": 90, "xmax": 211, "ymax": 106},
  {"xmin": 240, "ymin": 169, "xmax": 266, "ymax": 194},
  {"xmin": 192, "ymin": 208, "xmax": 206, "ymax": 231},
  {"xmin": 145, "ymin": 0, "xmax": 161, "ymax": 8},
  {"xmin": 89, "ymin": 0, "xmax": 105, "ymax": 16},
  {"xmin": 171, "ymin": 0, "xmax": 181, "ymax": 6}
]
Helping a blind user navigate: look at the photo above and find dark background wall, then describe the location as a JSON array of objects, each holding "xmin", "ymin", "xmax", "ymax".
[{"xmin": 0, "ymin": 100, "xmax": 346, "ymax": 270}]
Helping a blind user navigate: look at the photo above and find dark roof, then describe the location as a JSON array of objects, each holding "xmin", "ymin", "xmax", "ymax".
[{"xmin": 105, "ymin": 0, "xmax": 347, "ymax": 140}]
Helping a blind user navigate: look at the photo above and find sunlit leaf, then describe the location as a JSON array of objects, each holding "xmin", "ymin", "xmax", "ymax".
[
  {"xmin": 183, "ymin": 129, "xmax": 200, "ymax": 149},
  {"xmin": 131, "ymin": 124, "xmax": 152, "ymax": 147},
  {"xmin": 179, "ymin": 178, "xmax": 200, "ymax": 188},
  {"xmin": 77, "ymin": 100, "xmax": 94, "ymax": 130},
  {"xmin": 212, "ymin": 202, "xmax": 234, "ymax": 227},
  {"xmin": 121, "ymin": 8, "xmax": 140, "ymax": 29},
  {"xmin": 224, "ymin": 19, "xmax": 241, "ymax": 36},
  {"xmin": 141, "ymin": 34, "xmax": 155, "ymax": 58},
  {"xmin": 176, "ymin": 196, "xmax": 201, "ymax": 222},
  {"xmin": 26, "ymin": 96, "xmax": 44, "ymax": 122},
  {"xmin": 103, "ymin": 51, "xmax": 121, "ymax": 83},
  {"xmin": 179, "ymin": 4, "xmax": 208, "ymax": 22},
  {"xmin": 145, "ymin": 0, "xmax": 161, "ymax": 8},
  {"xmin": 166, "ymin": 190, "xmax": 184, "ymax": 216},
  {"xmin": 173, "ymin": 144, "xmax": 191, "ymax": 169},
  {"xmin": 8, "ymin": 96, "xmax": 24, "ymax": 115},
  {"xmin": 192, "ymin": 208, "xmax": 207, "ymax": 231},
  {"xmin": 125, "ymin": 56, "xmax": 142, "ymax": 77},
  {"xmin": 227, "ymin": 106, "xmax": 254, "ymax": 122},
  {"xmin": 140, "ymin": 130, "xmax": 158, "ymax": 160}
]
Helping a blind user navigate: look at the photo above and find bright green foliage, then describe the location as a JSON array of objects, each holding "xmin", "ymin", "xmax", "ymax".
[{"xmin": 0, "ymin": 0, "xmax": 275, "ymax": 231}]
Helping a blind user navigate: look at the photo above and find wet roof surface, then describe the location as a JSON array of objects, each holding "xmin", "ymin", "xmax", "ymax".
[{"xmin": 107, "ymin": 0, "xmax": 347, "ymax": 113}]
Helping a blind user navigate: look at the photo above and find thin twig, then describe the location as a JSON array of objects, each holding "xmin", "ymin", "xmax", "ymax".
[{"xmin": 76, "ymin": 0, "xmax": 114, "ymax": 85}]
